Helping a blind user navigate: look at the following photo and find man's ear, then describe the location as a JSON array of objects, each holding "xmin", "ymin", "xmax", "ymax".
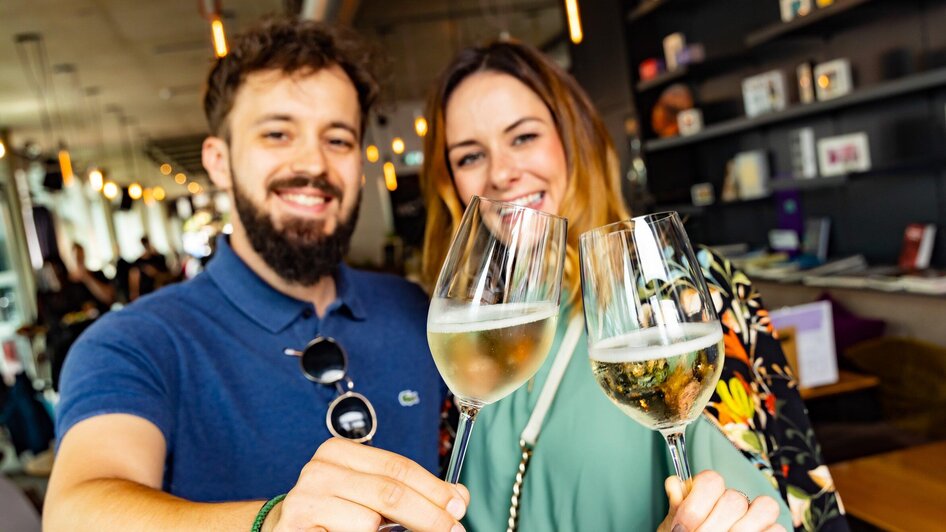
[{"xmin": 202, "ymin": 136, "xmax": 232, "ymax": 190}]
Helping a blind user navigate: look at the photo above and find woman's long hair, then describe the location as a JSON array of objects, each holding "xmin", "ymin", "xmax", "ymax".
[{"xmin": 420, "ymin": 39, "xmax": 630, "ymax": 311}]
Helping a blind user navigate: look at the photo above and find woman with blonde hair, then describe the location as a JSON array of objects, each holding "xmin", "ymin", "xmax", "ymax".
[{"xmin": 421, "ymin": 40, "xmax": 845, "ymax": 532}]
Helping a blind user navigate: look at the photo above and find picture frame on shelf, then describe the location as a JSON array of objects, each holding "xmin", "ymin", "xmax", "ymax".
[
  {"xmin": 814, "ymin": 59, "xmax": 853, "ymax": 101},
  {"xmin": 677, "ymin": 108, "xmax": 704, "ymax": 136},
  {"xmin": 797, "ymin": 62, "xmax": 815, "ymax": 104},
  {"xmin": 790, "ymin": 128, "xmax": 818, "ymax": 179},
  {"xmin": 691, "ymin": 182, "xmax": 715, "ymax": 206},
  {"xmin": 733, "ymin": 150, "xmax": 771, "ymax": 200},
  {"xmin": 780, "ymin": 0, "xmax": 812, "ymax": 22},
  {"xmin": 817, "ymin": 132, "xmax": 871, "ymax": 177},
  {"xmin": 742, "ymin": 70, "xmax": 787, "ymax": 118},
  {"xmin": 663, "ymin": 32, "xmax": 686, "ymax": 71}
]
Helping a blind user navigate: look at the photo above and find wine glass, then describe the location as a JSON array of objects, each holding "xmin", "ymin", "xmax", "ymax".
[
  {"xmin": 579, "ymin": 212, "xmax": 723, "ymax": 492},
  {"xmin": 429, "ymin": 195, "xmax": 567, "ymax": 483}
]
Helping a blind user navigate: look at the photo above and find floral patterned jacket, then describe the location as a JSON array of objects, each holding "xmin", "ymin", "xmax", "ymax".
[
  {"xmin": 439, "ymin": 247, "xmax": 849, "ymax": 531},
  {"xmin": 697, "ymin": 247, "xmax": 848, "ymax": 531}
]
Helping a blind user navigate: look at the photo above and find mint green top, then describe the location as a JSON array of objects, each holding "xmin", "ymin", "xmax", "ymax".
[{"xmin": 460, "ymin": 310, "xmax": 794, "ymax": 531}]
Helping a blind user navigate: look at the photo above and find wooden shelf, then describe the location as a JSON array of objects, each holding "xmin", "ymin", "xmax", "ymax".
[
  {"xmin": 746, "ymin": 0, "xmax": 872, "ymax": 49},
  {"xmin": 644, "ymin": 67, "xmax": 946, "ymax": 153},
  {"xmin": 799, "ymin": 369, "xmax": 880, "ymax": 400},
  {"xmin": 637, "ymin": 66, "xmax": 689, "ymax": 93}
]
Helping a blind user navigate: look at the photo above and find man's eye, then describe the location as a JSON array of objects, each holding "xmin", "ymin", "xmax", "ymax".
[
  {"xmin": 512, "ymin": 133, "xmax": 538, "ymax": 146},
  {"xmin": 456, "ymin": 152, "xmax": 484, "ymax": 167},
  {"xmin": 327, "ymin": 138, "xmax": 355, "ymax": 149},
  {"xmin": 263, "ymin": 131, "xmax": 288, "ymax": 141}
]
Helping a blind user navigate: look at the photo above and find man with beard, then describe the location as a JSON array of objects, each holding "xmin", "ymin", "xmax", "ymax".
[{"xmin": 45, "ymin": 18, "xmax": 468, "ymax": 532}]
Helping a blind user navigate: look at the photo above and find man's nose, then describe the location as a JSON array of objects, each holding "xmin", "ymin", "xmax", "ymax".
[{"xmin": 289, "ymin": 143, "xmax": 326, "ymax": 176}]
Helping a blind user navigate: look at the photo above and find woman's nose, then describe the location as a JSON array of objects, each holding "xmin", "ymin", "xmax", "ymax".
[{"xmin": 489, "ymin": 150, "xmax": 521, "ymax": 190}]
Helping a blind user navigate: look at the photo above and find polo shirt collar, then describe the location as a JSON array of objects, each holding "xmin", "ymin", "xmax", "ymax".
[{"xmin": 206, "ymin": 236, "xmax": 366, "ymax": 333}]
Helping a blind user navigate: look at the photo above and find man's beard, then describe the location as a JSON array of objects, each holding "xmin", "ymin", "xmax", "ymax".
[{"xmin": 232, "ymin": 172, "xmax": 360, "ymax": 286}]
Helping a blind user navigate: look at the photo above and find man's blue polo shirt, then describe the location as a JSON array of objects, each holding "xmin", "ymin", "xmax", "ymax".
[{"xmin": 56, "ymin": 237, "xmax": 445, "ymax": 502}]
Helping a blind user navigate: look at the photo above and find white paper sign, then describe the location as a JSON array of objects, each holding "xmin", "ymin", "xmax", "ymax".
[{"xmin": 769, "ymin": 301, "xmax": 839, "ymax": 388}]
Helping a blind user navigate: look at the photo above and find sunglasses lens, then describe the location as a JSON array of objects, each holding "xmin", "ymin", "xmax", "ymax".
[
  {"xmin": 327, "ymin": 393, "xmax": 376, "ymax": 442},
  {"xmin": 302, "ymin": 339, "xmax": 346, "ymax": 383}
]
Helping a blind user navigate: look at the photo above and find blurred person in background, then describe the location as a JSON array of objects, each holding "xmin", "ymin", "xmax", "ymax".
[
  {"xmin": 45, "ymin": 17, "xmax": 467, "ymax": 532},
  {"xmin": 128, "ymin": 236, "xmax": 174, "ymax": 301},
  {"xmin": 422, "ymin": 40, "xmax": 846, "ymax": 532}
]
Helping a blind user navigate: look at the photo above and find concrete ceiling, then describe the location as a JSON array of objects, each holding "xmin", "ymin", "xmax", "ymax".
[{"xmin": 0, "ymin": 0, "xmax": 564, "ymax": 192}]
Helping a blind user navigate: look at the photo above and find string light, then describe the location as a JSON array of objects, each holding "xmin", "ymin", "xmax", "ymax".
[
  {"xmin": 89, "ymin": 169, "xmax": 104, "ymax": 191},
  {"xmin": 174, "ymin": 173, "xmax": 187, "ymax": 184},
  {"xmin": 0, "ymin": 140, "xmax": 6, "ymax": 159},
  {"xmin": 391, "ymin": 137, "xmax": 405, "ymax": 155},
  {"xmin": 187, "ymin": 182, "xmax": 201, "ymax": 194},
  {"xmin": 414, "ymin": 116, "xmax": 428, "ymax": 137},
  {"xmin": 128, "ymin": 183, "xmax": 143, "ymax": 200},
  {"xmin": 366, "ymin": 144, "xmax": 379, "ymax": 163},
  {"xmin": 159, "ymin": 163, "xmax": 172, "ymax": 175},
  {"xmin": 103, "ymin": 181, "xmax": 119, "ymax": 199},
  {"xmin": 153, "ymin": 186, "xmax": 166, "ymax": 201}
]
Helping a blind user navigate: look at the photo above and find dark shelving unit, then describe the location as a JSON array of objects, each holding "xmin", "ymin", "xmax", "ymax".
[
  {"xmin": 644, "ymin": 66, "xmax": 946, "ymax": 152},
  {"xmin": 745, "ymin": 0, "xmax": 872, "ymax": 49},
  {"xmin": 627, "ymin": 0, "xmax": 671, "ymax": 23}
]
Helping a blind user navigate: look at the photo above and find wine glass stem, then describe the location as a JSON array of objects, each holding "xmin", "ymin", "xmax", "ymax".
[
  {"xmin": 445, "ymin": 401, "xmax": 480, "ymax": 484},
  {"xmin": 662, "ymin": 429, "xmax": 692, "ymax": 492}
]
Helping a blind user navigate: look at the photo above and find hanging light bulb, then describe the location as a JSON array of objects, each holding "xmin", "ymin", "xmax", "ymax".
[
  {"xmin": 159, "ymin": 163, "xmax": 172, "ymax": 175},
  {"xmin": 153, "ymin": 186, "xmax": 166, "ymax": 201},
  {"xmin": 366, "ymin": 144, "xmax": 380, "ymax": 163},
  {"xmin": 211, "ymin": 16, "xmax": 228, "ymax": 58},
  {"xmin": 89, "ymin": 169, "xmax": 104, "ymax": 191},
  {"xmin": 0, "ymin": 140, "xmax": 6, "ymax": 159},
  {"xmin": 414, "ymin": 116, "xmax": 428, "ymax": 137},
  {"xmin": 143, "ymin": 188, "xmax": 155, "ymax": 205},
  {"xmin": 383, "ymin": 161, "xmax": 397, "ymax": 191},
  {"xmin": 565, "ymin": 0, "xmax": 583, "ymax": 44},
  {"xmin": 174, "ymin": 172, "xmax": 187, "ymax": 185},
  {"xmin": 58, "ymin": 148, "xmax": 75, "ymax": 186},
  {"xmin": 103, "ymin": 181, "xmax": 119, "ymax": 200},
  {"xmin": 187, "ymin": 182, "xmax": 201, "ymax": 194},
  {"xmin": 391, "ymin": 137, "xmax": 405, "ymax": 155}
]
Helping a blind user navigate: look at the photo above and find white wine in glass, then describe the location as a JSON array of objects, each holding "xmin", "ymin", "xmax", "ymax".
[
  {"xmin": 580, "ymin": 212, "xmax": 722, "ymax": 488},
  {"xmin": 431, "ymin": 195, "xmax": 566, "ymax": 484}
]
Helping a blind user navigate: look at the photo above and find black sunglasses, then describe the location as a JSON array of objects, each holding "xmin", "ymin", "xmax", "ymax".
[{"xmin": 284, "ymin": 336, "xmax": 377, "ymax": 444}]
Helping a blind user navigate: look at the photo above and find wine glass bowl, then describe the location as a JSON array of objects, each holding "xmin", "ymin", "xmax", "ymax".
[
  {"xmin": 579, "ymin": 212, "xmax": 723, "ymax": 483},
  {"xmin": 429, "ymin": 195, "xmax": 567, "ymax": 483}
]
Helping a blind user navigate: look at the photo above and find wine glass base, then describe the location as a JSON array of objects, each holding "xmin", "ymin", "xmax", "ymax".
[{"xmin": 378, "ymin": 523, "xmax": 409, "ymax": 532}]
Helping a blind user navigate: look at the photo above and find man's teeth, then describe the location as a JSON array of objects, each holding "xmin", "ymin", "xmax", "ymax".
[
  {"xmin": 510, "ymin": 192, "xmax": 544, "ymax": 206},
  {"xmin": 283, "ymin": 193, "xmax": 327, "ymax": 206}
]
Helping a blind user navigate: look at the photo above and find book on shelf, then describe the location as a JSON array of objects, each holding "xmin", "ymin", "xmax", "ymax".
[
  {"xmin": 898, "ymin": 269, "xmax": 946, "ymax": 295},
  {"xmin": 898, "ymin": 223, "xmax": 936, "ymax": 271},
  {"xmin": 751, "ymin": 254, "xmax": 866, "ymax": 282},
  {"xmin": 802, "ymin": 265, "xmax": 902, "ymax": 291}
]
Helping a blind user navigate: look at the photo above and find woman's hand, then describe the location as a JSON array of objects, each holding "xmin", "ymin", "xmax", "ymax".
[{"xmin": 658, "ymin": 470, "xmax": 784, "ymax": 532}]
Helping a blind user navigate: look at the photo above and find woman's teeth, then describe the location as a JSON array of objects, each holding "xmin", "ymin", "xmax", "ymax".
[
  {"xmin": 282, "ymin": 193, "xmax": 327, "ymax": 206},
  {"xmin": 510, "ymin": 192, "xmax": 544, "ymax": 206}
]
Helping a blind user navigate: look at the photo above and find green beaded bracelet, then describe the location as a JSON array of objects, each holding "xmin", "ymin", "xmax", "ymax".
[{"xmin": 251, "ymin": 493, "xmax": 286, "ymax": 532}]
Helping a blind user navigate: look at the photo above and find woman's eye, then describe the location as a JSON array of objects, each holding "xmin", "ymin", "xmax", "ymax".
[
  {"xmin": 456, "ymin": 152, "xmax": 484, "ymax": 168},
  {"xmin": 512, "ymin": 133, "xmax": 538, "ymax": 146}
]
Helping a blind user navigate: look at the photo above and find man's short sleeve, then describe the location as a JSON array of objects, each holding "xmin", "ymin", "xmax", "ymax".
[{"xmin": 56, "ymin": 308, "xmax": 178, "ymax": 446}]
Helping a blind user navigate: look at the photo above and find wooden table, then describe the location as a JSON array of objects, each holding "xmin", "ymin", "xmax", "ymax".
[
  {"xmin": 829, "ymin": 440, "xmax": 946, "ymax": 531},
  {"xmin": 798, "ymin": 370, "xmax": 880, "ymax": 400}
]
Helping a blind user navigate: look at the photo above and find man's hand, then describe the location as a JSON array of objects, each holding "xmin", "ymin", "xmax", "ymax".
[
  {"xmin": 269, "ymin": 438, "xmax": 469, "ymax": 532},
  {"xmin": 658, "ymin": 471, "xmax": 784, "ymax": 532}
]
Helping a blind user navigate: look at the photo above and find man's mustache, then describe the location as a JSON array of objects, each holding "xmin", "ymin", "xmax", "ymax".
[{"xmin": 268, "ymin": 175, "xmax": 343, "ymax": 199}]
